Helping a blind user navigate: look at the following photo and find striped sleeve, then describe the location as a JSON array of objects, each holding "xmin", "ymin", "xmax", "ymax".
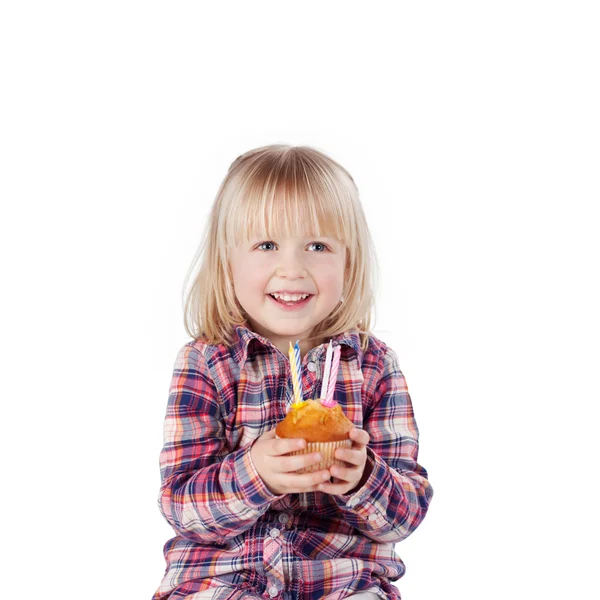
[
  {"xmin": 333, "ymin": 346, "xmax": 434, "ymax": 543},
  {"xmin": 157, "ymin": 344, "xmax": 278, "ymax": 544}
]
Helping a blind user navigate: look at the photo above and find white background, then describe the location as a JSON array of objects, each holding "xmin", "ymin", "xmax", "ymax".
[{"xmin": 1, "ymin": 2, "xmax": 598, "ymax": 598}]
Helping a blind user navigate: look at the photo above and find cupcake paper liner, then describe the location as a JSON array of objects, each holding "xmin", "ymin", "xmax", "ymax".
[{"xmin": 276, "ymin": 436, "xmax": 352, "ymax": 473}]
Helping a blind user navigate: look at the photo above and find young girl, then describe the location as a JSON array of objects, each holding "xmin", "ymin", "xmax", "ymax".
[{"xmin": 152, "ymin": 145, "xmax": 433, "ymax": 600}]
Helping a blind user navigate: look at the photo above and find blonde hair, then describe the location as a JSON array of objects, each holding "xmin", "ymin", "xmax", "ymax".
[{"xmin": 183, "ymin": 144, "xmax": 378, "ymax": 351}]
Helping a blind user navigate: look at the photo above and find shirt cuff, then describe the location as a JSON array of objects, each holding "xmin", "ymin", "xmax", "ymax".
[
  {"xmin": 231, "ymin": 442, "xmax": 285, "ymax": 508},
  {"xmin": 334, "ymin": 448, "xmax": 398, "ymax": 524}
]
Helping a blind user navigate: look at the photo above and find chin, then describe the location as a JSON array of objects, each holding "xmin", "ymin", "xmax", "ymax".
[
  {"xmin": 267, "ymin": 320, "xmax": 314, "ymax": 334},
  {"xmin": 270, "ymin": 323, "xmax": 310, "ymax": 335}
]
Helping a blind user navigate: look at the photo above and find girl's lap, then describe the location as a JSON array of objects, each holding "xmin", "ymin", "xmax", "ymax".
[
  {"xmin": 171, "ymin": 585, "xmax": 260, "ymax": 600},
  {"xmin": 175, "ymin": 588, "xmax": 380, "ymax": 600}
]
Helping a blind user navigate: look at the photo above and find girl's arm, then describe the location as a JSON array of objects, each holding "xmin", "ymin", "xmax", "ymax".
[
  {"xmin": 157, "ymin": 344, "xmax": 282, "ymax": 544},
  {"xmin": 330, "ymin": 346, "xmax": 434, "ymax": 543}
]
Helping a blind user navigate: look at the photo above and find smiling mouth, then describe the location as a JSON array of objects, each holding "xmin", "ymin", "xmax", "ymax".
[{"xmin": 268, "ymin": 293, "xmax": 314, "ymax": 307}]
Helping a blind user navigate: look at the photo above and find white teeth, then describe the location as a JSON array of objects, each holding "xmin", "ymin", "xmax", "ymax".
[{"xmin": 271, "ymin": 293, "xmax": 309, "ymax": 302}]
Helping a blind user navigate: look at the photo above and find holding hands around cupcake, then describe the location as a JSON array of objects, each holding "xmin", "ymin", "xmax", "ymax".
[{"xmin": 251, "ymin": 415, "xmax": 372, "ymax": 496}]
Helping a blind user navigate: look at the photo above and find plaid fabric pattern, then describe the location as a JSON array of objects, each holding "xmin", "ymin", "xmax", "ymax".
[{"xmin": 153, "ymin": 324, "xmax": 433, "ymax": 600}]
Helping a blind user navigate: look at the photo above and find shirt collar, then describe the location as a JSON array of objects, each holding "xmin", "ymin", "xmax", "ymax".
[{"xmin": 231, "ymin": 323, "xmax": 365, "ymax": 369}]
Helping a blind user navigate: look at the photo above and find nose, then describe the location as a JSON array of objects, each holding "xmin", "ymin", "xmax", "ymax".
[{"xmin": 275, "ymin": 248, "xmax": 307, "ymax": 279}]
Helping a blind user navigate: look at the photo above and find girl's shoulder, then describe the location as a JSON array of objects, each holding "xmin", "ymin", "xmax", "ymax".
[
  {"xmin": 181, "ymin": 326, "xmax": 256, "ymax": 368},
  {"xmin": 173, "ymin": 335, "xmax": 234, "ymax": 371},
  {"xmin": 361, "ymin": 330, "xmax": 403, "ymax": 373},
  {"xmin": 354, "ymin": 329, "xmax": 391, "ymax": 359},
  {"xmin": 364, "ymin": 330, "xmax": 389, "ymax": 353},
  {"xmin": 191, "ymin": 335, "xmax": 238, "ymax": 363}
]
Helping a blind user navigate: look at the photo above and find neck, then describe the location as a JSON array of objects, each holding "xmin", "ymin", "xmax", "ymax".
[{"xmin": 244, "ymin": 320, "xmax": 324, "ymax": 358}]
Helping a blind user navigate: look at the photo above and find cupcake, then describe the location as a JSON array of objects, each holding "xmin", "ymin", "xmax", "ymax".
[{"xmin": 275, "ymin": 399, "xmax": 354, "ymax": 473}]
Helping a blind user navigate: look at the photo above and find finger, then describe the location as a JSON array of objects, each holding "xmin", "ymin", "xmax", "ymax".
[
  {"xmin": 270, "ymin": 437, "xmax": 306, "ymax": 457},
  {"xmin": 277, "ymin": 469, "xmax": 332, "ymax": 491},
  {"xmin": 329, "ymin": 463, "xmax": 359, "ymax": 482},
  {"xmin": 334, "ymin": 448, "xmax": 365, "ymax": 466},
  {"xmin": 349, "ymin": 428, "xmax": 370, "ymax": 448},
  {"xmin": 317, "ymin": 480, "xmax": 354, "ymax": 495},
  {"xmin": 275, "ymin": 452, "xmax": 323, "ymax": 474}
]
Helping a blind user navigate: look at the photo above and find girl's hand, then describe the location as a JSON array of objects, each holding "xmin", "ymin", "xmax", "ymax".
[
  {"xmin": 250, "ymin": 428, "xmax": 332, "ymax": 495},
  {"xmin": 317, "ymin": 428, "xmax": 371, "ymax": 496}
]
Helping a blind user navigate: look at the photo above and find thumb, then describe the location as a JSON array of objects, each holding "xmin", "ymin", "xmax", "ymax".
[
  {"xmin": 261, "ymin": 427, "xmax": 277, "ymax": 440},
  {"xmin": 349, "ymin": 427, "xmax": 370, "ymax": 448}
]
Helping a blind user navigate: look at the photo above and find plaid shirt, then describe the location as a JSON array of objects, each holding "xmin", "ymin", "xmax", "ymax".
[{"xmin": 153, "ymin": 324, "xmax": 433, "ymax": 600}]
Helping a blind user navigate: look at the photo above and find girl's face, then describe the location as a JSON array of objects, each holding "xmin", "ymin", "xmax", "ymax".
[{"xmin": 230, "ymin": 234, "xmax": 346, "ymax": 356}]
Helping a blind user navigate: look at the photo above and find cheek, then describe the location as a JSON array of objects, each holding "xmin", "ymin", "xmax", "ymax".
[
  {"xmin": 316, "ymin": 262, "xmax": 345, "ymax": 294},
  {"xmin": 234, "ymin": 271, "xmax": 257, "ymax": 295},
  {"xmin": 231, "ymin": 256, "xmax": 269, "ymax": 294},
  {"xmin": 230, "ymin": 260, "xmax": 248, "ymax": 295}
]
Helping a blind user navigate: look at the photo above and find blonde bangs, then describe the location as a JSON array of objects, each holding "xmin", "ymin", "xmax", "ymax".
[
  {"xmin": 223, "ymin": 152, "xmax": 357, "ymax": 254},
  {"xmin": 183, "ymin": 145, "xmax": 377, "ymax": 351}
]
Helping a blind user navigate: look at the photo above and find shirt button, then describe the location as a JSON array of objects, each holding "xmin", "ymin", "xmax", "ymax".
[
  {"xmin": 278, "ymin": 513, "xmax": 290, "ymax": 524},
  {"xmin": 268, "ymin": 585, "xmax": 279, "ymax": 597},
  {"xmin": 307, "ymin": 361, "xmax": 317, "ymax": 372},
  {"xmin": 368, "ymin": 513, "xmax": 378, "ymax": 521},
  {"xmin": 269, "ymin": 527, "xmax": 281, "ymax": 538}
]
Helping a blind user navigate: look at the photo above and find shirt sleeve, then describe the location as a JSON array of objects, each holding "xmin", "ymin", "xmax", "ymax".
[
  {"xmin": 157, "ymin": 343, "xmax": 282, "ymax": 544},
  {"xmin": 331, "ymin": 346, "xmax": 434, "ymax": 543}
]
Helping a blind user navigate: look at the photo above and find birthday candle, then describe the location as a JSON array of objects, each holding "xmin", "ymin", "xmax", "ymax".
[
  {"xmin": 323, "ymin": 345, "xmax": 341, "ymax": 407},
  {"xmin": 289, "ymin": 340, "xmax": 304, "ymax": 407},
  {"xmin": 320, "ymin": 340, "xmax": 333, "ymax": 401},
  {"xmin": 294, "ymin": 340, "xmax": 301, "ymax": 383}
]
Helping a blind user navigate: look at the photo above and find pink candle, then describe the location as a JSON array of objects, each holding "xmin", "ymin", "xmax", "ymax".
[
  {"xmin": 322, "ymin": 345, "xmax": 341, "ymax": 407},
  {"xmin": 319, "ymin": 340, "xmax": 333, "ymax": 400}
]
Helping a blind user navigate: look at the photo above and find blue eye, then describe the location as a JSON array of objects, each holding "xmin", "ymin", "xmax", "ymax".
[
  {"xmin": 309, "ymin": 242, "xmax": 328, "ymax": 252},
  {"xmin": 257, "ymin": 241, "xmax": 277, "ymax": 251}
]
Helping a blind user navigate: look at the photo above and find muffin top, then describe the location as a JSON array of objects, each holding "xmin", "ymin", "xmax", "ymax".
[{"xmin": 275, "ymin": 399, "xmax": 354, "ymax": 442}]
